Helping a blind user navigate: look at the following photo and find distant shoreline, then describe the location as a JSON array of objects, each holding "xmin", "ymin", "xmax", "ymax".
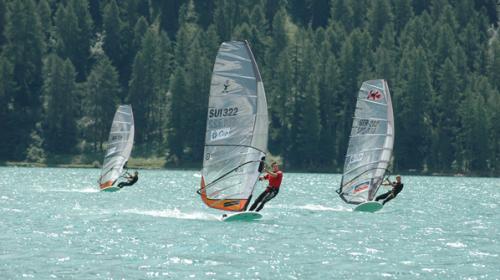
[{"xmin": 0, "ymin": 160, "xmax": 495, "ymax": 178}]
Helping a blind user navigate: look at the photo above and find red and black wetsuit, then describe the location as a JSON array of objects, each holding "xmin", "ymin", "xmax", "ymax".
[{"xmin": 248, "ymin": 171, "xmax": 283, "ymax": 212}]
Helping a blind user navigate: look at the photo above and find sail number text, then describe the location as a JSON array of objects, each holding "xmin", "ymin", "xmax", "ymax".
[
  {"xmin": 356, "ymin": 119, "xmax": 380, "ymax": 134},
  {"xmin": 208, "ymin": 107, "xmax": 239, "ymax": 118}
]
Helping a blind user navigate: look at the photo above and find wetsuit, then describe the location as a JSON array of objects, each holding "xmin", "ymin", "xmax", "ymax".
[
  {"xmin": 375, "ymin": 182, "xmax": 403, "ymax": 205},
  {"xmin": 249, "ymin": 171, "xmax": 283, "ymax": 212},
  {"xmin": 118, "ymin": 174, "xmax": 138, "ymax": 188}
]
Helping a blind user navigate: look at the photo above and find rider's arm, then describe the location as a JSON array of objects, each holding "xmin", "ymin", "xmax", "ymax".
[{"xmin": 265, "ymin": 169, "xmax": 278, "ymax": 178}]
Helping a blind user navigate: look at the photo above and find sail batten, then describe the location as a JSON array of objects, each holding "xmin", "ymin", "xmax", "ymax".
[
  {"xmin": 338, "ymin": 80, "xmax": 394, "ymax": 204},
  {"xmin": 200, "ymin": 41, "xmax": 268, "ymax": 212},
  {"xmin": 98, "ymin": 105, "xmax": 134, "ymax": 189}
]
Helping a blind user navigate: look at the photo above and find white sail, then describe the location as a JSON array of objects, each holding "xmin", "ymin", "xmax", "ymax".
[
  {"xmin": 199, "ymin": 41, "xmax": 268, "ymax": 212},
  {"xmin": 337, "ymin": 80, "xmax": 394, "ymax": 204},
  {"xmin": 99, "ymin": 105, "xmax": 135, "ymax": 189}
]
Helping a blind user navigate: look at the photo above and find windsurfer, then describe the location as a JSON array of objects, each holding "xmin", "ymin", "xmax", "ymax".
[
  {"xmin": 118, "ymin": 171, "xmax": 139, "ymax": 188},
  {"xmin": 248, "ymin": 162, "xmax": 283, "ymax": 212},
  {"xmin": 375, "ymin": 175, "xmax": 403, "ymax": 205}
]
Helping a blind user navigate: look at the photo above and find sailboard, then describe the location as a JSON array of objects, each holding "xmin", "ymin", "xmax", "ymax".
[
  {"xmin": 354, "ymin": 201, "xmax": 383, "ymax": 212},
  {"xmin": 98, "ymin": 105, "xmax": 135, "ymax": 192},
  {"xmin": 336, "ymin": 80, "xmax": 394, "ymax": 213},
  {"xmin": 198, "ymin": 40, "xmax": 268, "ymax": 221},
  {"xmin": 221, "ymin": 211, "xmax": 263, "ymax": 222}
]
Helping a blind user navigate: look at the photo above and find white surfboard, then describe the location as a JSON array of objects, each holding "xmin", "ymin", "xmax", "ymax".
[
  {"xmin": 221, "ymin": 211, "xmax": 262, "ymax": 222},
  {"xmin": 354, "ymin": 201, "xmax": 383, "ymax": 213}
]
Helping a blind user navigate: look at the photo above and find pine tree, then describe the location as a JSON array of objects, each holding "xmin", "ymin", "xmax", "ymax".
[
  {"xmin": 167, "ymin": 68, "xmax": 187, "ymax": 164},
  {"xmin": 3, "ymin": 0, "xmax": 45, "ymax": 159},
  {"xmin": 54, "ymin": 3, "xmax": 79, "ymax": 71},
  {"xmin": 270, "ymin": 49, "xmax": 294, "ymax": 160},
  {"xmin": 288, "ymin": 0, "xmax": 310, "ymax": 26},
  {"xmin": 129, "ymin": 24, "xmax": 171, "ymax": 151},
  {"xmin": 374, "ymin": 24, "xmax": 396, "ymax": 83},
  {"xmin": 103, "ymin": 0, "xmax": 126, "ymax": 93},
  {"xmin": 396, "ymin": 47, "xmax": 432, "ymax": 171},
  {"xmin": 311, "ymin": 0, "xmax": 330, "ymax": 28},
  {"xmin": 486, "ymin": 89, "xmax": 500, "ymax": 174},
  {"xmin": 151, "ymin": 30, "xmax": 172, "ymax": 151},
  {"xmin": 133, "ymin": 16, "xmax": 149, "ymax": 52},
  {"xmin": 37, "ymin": 0, "xmax": 51, "ymax": 43},
  {"xmin": 183, "ymin": 36, "xmax": 211, "ymax": 162},
  {"xmin": 54, "ymin": 0, "xmax": 92, "ymax": 82},
  {"xmin": 434, "ymin": 24, "xmax": 456, "ymax": 73},
  {"xmin": 399, "ymin": 12, "xmax": 432, "ymax": 51},
  {"xmin": 70, "ymin": 0, "xmax": 93, "ymax": 81},
  {"xmin": 392, "ymin": 0, "xmax": 413, "ymax": 34},
  {"xmin": 202, "ymin": 25, "xmax": 221, "ymax": 62},
  {"xmin": 336, "ymin": 30, "xmax": 371, "ymax": 164},
  {"xmin": 0, "ymin": 57, "xmax": 13, "ymax": 159},
  {"xmin": 433, "ymin": 58, "xmax": 460, "ymax": 171},
  {"xmin": 149, "ymin": 0, "xmax": 181, "ymax": 39},
  {"xmin": 195, "ymin": 0, "xmax": 215, "ymax": 27},
  {"xmin": 264, "ymin": 6, "xmax": 288, "ymax": 81},
  {"xmin": 456, "ymin": 0, "xmax": 474, "ymax": 28},
  {"xmin": 83, "ymin": 55, "xmax": 120, "ymax": 152},
  {"xmin": 128, "ymin": 26, "xmax": 157, "ymax": 147},
  {"xmin": 0, "ymin": 0, "xmax": 6, "ymax": 46},
  {"xmin": 329, "ymin": 0, "xmax": 353, "ymax": 31},
  {"xmin": 213, "ymin": 0, "xmax": 239, "ymax": 41},
  {"xmin": 173, "ymin": 1, "xmax": 200, "ymax": 68},
  {"xmin": 26, "ymin": 125, "xmax": 46, "ymax": 163},
  {"xmin": 458, "ymin": 79, "xmax": 489, "ymax": 174},
  {"xmin": 42, "ymin": 55, "xmax": 78, "ymax": 154},
  {"xmin": 317, "ymin": 38, "xmax": 340, "ymax": 168},
  {"xmin": 265, "ymin": 7, "xmax": 290, "ymax": 159},
  {"xmin": 367, "ymin": 0, "xmax": 393, "ymax": 46},
  {"xmin": 122, "ymin": 0, "xmax": 149, "ymax": 29},
  {"xmin": 246, "ymin": 3, "xmax": 269, "ymax": 64},
  {"xmin": 289, "ymin": 32, "xmax": 321, "ymax": 169},
  {"xmin": 489, "ymin": 39, "xmax": 500, "ymax": 91}
]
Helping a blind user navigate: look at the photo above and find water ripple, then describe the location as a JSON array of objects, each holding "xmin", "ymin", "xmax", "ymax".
[{"xmin": 0, "ymin": 167, "xmax": 499, "ymax": 279}]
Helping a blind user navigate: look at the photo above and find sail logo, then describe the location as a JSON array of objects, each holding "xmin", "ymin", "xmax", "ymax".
[
  {"xmin": 367, "ymin": 90, "xmax": 382, "ymax": 100},
  {"xmin": 347, "ymin": 152, "xmax": 364, "ymax": 164},
  {"xmin": 223, "ymin": 80, "xmax": 230, "ymax": 93},
  {"xmin": 352, "ymin": 181, "xmax": 369, "ymax": 193},
  {"xmin": 210, "ymin": 128, "xmax": 231, "ymax": 141}
]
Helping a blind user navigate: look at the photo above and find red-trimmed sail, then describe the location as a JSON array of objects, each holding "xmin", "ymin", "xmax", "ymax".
[
  {"xmin": 199, "ymin": 41, "xmax": 268, "ymax": 212},
  {"xmin": 98, "ymin": 105, "xmax": 135, "ymax": 190}
]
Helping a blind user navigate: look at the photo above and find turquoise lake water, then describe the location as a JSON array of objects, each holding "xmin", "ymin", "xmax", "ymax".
[{"xmin": 0, "ymin": 167, "xmax": 499, "ymax": 279}]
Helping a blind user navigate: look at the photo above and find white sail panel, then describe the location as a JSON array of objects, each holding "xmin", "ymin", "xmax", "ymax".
[
  {"xmin": 99, "ymin": 105, "xmax": 135, "ymax": 189},
  {"xmin": 200, "ymin": 41, "xmax": 268, "ymax": 211},
  {"xmin": 338, "ymin": 80, "xmax": 394, "ymax": 204}
]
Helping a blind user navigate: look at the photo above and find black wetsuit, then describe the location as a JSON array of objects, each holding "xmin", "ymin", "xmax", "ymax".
[
  {"xmin": 118, "ymin": 175, "xmax": 138, "ymax": 188},
  {"xmin": 375, "ymin": 182, "xmax": 403, "ymax": 205},
  {"xmin": 249, "ymin": 187, "xmax": 279, "ymax": 212}
]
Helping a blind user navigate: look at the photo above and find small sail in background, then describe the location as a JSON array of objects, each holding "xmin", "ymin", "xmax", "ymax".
[
  {"xmin": 99, "ymin": 105, "xmax": 135, "ymax": 190},
  {"xmin": 337, "ymin": 80, "xmax": 394, "ymax": 205}
]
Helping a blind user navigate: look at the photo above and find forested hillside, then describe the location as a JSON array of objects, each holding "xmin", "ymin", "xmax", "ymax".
[{"xmin": 0, "ymin": 0, "xmax": 499, "ymax": 176}]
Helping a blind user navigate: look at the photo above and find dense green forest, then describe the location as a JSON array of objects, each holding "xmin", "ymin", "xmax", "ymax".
[{"xmin": 0, "ymin": 0, "xmax": 499, "ymax": 176}]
